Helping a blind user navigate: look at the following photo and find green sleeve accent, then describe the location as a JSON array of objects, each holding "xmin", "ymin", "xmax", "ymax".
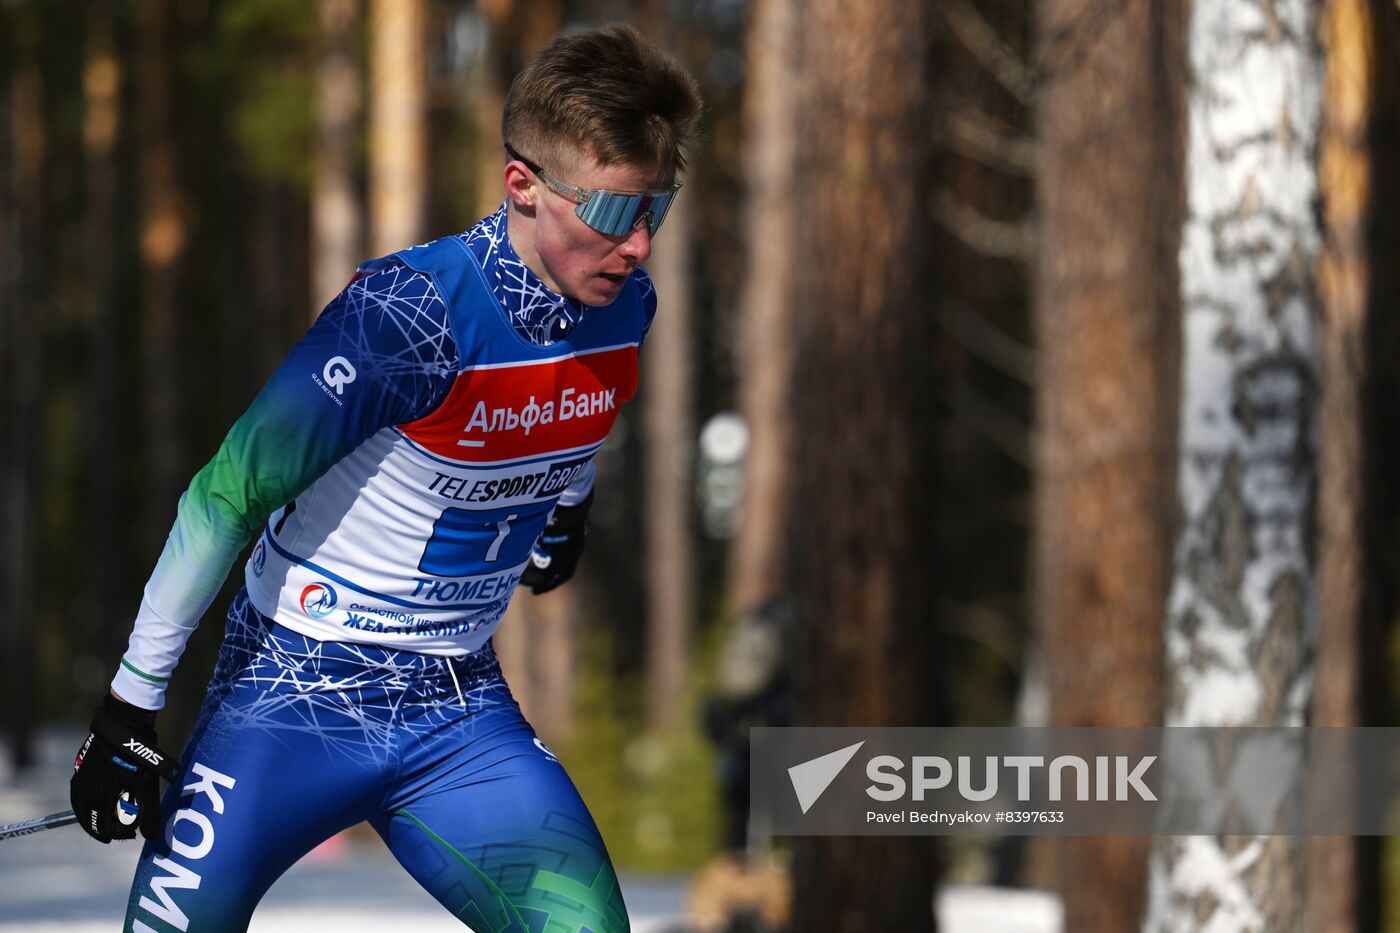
[{"xmin": 119, "ymin": 658, "xmax": 171, "ymax": 684}]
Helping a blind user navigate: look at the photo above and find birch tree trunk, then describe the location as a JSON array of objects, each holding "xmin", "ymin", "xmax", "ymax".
[
  {"xmin": 1144, "ymin": 0, "xmax": 1323, "ymax": 929},
  {"xmin": 1033, "ymin": 0, "xmax": 1183, "ymax": 927},
  {"xmin": 313, "ymin": 0, "xmax": 362, "ymax": 311}
]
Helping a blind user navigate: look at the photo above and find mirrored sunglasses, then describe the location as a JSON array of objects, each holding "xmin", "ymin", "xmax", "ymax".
[{"xmin": 506, "ymin": 144, "xmax": 681, "ymax": 237}]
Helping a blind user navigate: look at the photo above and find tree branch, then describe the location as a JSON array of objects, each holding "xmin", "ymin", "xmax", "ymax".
[
  {"xmin": 938, "ymin": 298, "xmax": 1037, "ymax": 386},
  {"xmin": 941, "ymin": 0, "xmax": 1036, "ymax": 105},
  {"xmin": 943, "ymin": 107, "xmax": 1036, "ymax": 175},
  {"xmin": 942, "ymin": 380, "xmax": 1033, "ymax": 467},
  {"xmin": 934, "ymin": 186, "xmax": 1037, "ymax": 263}
]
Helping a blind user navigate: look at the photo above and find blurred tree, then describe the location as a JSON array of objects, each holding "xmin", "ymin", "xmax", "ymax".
[
  {"xmin": 930, "ymin": 0, "xmax": 1036, "ymax": 734},
  {"xmin": 633, "ymin": 6, "xmax": 699, "ymax": 734},
  {"xmin": 642, "ymin": 184, "xmax": 698, "ymax": 732},
  {"xmin": 725, "ymin": 0, "xmax": 796, "ymax": 621},
  {"xmin": 369, "ymin": 0, "xmax": 426, "ymax": 253},
  {"xmin": 2, "ymin": 5, "xmax": 45, "ymax": 771},
  {"xmin": 312, "ymin": 0, "xmax": 363, "ymax": 312},
  {"xmin": 785, "ymin": 0, "xmax": 940, "ymax": 928},
  {"xmin": 1306, "ymin": 0, "xmax": 1396, "ymax": 928},
  {"xmin": 469, "ymin": 0, "xmax": 564, "ymax": 219},
  {"xmin": 928, "ymin": 0, "xmax": 1038, "ymax": 891},
  {"xmin": 153, "ymin": 0, "xmax": 319, "ymax": 738},
  {"xmin": 1033, "ymin": 0, "xmax": 1183, "ymax": 930},
  {"xmin": 1143, "ymin": 0, "xmax": 1323, "ymax": 927},
  {"xmin": 188, "ymin": 0, "xmax": 317, "ymax": 388},
  {"xmin": 707, "ymin": 0, "xmax": 801, "ymax": 876},
  {"xmin": 469, "ymin": 1, "xmax": 570, "ymax": 738},
  {"xmin": 503, "ymin": 590, "xmax": 580, "ymax": 745},
  {"xmin": 80, "ymin": 8, "xmax": 131, "ymax": 687},
  {"xmin": 138, "ymin": 0, "xmax": 188, "ymax": 552}
]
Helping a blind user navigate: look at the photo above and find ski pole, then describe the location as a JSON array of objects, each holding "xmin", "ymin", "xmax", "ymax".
[
  {"xmin": 0, "ymin": 790, "xmax": 138, "ymax": 842},
  {"xmin": 0, "ymin": 810, "xmax": 78, "ymax": 841}
]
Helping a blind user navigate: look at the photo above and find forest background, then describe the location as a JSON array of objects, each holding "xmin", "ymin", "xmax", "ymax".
[{"xmin": 1, "ymin": 0, "xmax": 1398, "ymax": 930}]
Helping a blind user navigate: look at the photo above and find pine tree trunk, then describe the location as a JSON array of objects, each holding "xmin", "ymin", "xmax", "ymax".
[
  {"xmin": 1305, "ymin": 0, "xmax": 1386, "ymax": 929},
  {"xmin": 139, "ymin": 0, "xmax": 186, "ymax": 544},
  {"xmin": 787, "ymin": 0, "xmax": 939, "ymax": 928},
  {"xmin": 2, "ymin": 24, "xmax": 44, "ymax": 772},
  {"xmin": 494, "ymin": 590, "xmax": 578, "ymax": 744},
  {"xmin": 1144, "ymin": 0, "xmax": 1321, "ymax": 929},
  {"xmin": 471, "ymin": 0, "xmax": 564, "ymax": 219},
  {"xmin": 726, "ymin": 0, "xmax": 796, "ymax": 619},
  {"xmin": 82, "ymin": 13, "xmax": 129, "ymax": 676},
  {"xmin": 1034, "ymin": 0, "xmax": 1183, "ymax": 928},
  {"xmin": 642, "ymin": 187, "xmax": 696, "ymax": 732},
  {"xmin": 369, "ymin": 0, "xmax": 425, "ymax": 254},
  {"xmin": 476, "ymin": 1, "xmax": 572, "ymax": 727},
  {"xmin": 313, "ymin": 0, "xmax": 362, "ymax": 311}
]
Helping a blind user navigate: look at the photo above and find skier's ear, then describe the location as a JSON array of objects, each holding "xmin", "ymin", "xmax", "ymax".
[{"xmin": 504, "ymin": 160, "xmax": 538, "ymax": 213}]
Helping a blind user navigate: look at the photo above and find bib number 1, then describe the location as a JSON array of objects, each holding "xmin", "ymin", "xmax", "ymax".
[
  {"xmin": 485, "ymin": 514, "xmax": 514, "ymax": 562},
  {"xmin": 418, "ymin": 504, "xmax": 548, "ymax": 576}
]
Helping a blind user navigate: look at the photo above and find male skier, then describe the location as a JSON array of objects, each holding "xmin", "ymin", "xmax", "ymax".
[{"xmin": 68, "ymin": 26, "xmax": 702, "ymax": 933}]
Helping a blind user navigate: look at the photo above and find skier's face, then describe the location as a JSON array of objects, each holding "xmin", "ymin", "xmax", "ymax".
[{"xmin": 505, "ymin": 148, "xmax": 672, "ymax": 307}]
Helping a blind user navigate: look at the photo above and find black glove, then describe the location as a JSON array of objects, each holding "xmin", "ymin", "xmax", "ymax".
[
  {"xmin": 521, "ymin": 492, "xmax": 592, "ymax": 595},
  {"xmin": 71, "ymin": 694, "xmax": 181, "ymax": 843}
]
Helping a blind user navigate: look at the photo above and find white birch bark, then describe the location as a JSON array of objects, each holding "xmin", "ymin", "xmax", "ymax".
[{"xmin": 1145, "ymin": 0, "xmax": 1322, "ymax": 930}]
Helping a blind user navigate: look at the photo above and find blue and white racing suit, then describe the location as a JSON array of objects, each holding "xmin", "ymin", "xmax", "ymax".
[{"xmin": 117, "ymin": 205, "xmax": 653, "ymax": 933}]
